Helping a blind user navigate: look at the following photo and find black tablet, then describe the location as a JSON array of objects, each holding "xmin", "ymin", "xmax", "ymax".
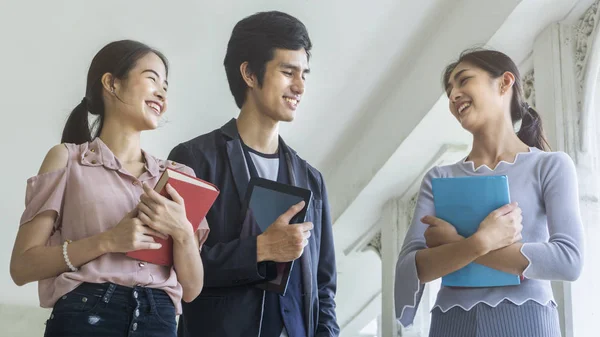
[{"xmin": 243, "ymin": 177, "xmax": 312, "ymax": 294}]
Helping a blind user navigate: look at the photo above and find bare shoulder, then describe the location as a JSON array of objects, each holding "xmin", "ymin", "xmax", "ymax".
[{"xmin": 38, "ymin": 144, "xmax": 70, "ymax": 175}]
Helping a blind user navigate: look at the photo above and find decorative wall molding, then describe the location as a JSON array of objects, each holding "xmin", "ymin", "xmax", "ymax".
[
  {"xmin": 523, "ymin": 69, "xmax": 536, "ymax": 108},
  {"xmin": 574, "ymin": 0, "xmax": 600, "ymax": 108},
  {"xmin": 365, "ymin": 231, "xmax": 382, "ymax": 258},
  {"xmin": 406, "ymin": 193, "xmax": 419, "ymax": 227},
  {"xmin": 363, "ymin": 192, "xmax": 418, "ymax": 259},
  {"xmin": 574, "ymin": 0, "xmax": 600, "ymax": 153},
  {"xmin": 533, "ymin": 14, "xmax": 600, "ymax": 337}
]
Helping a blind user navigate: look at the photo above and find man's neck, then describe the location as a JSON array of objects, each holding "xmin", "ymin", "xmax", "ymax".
[{"xmin": 237, "ymin": 107, "xmax": 280, "ymax": 155}]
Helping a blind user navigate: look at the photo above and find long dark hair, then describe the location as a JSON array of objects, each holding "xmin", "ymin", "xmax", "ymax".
[
  {"xmin": 443, "ymin": 48, "xmax": 550, "ymax": 151},
  {"xmin": 61, "ymin": 40, "xmax": 168, "ymax": 144}
]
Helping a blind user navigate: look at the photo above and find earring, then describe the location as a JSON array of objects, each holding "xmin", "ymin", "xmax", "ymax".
[{"xmin": 500, "ymin": 86, "xmax": 505, "ymax": 94}]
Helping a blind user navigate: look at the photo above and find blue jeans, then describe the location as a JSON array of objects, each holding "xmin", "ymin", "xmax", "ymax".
[{"xmin": 44, "ymin": 282, "xmax": 177, "ymax": 337}]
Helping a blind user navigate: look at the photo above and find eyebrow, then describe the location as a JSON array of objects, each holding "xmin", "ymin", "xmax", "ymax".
[
  {"xmin": 445, "ymin": 68, "xmax": 469, "ymax": 94},
  {"xmin": 142, "ymin": 69, "xmax": 168, "ymax": 86},
  {"xmin": 279, "ymin": 63, "xmax": 310, "ymax": 74}
]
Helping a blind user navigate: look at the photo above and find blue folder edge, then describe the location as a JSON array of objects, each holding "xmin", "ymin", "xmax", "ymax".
[{"xmin": 431, "ymin": 176, "xmax": 520, "ymax": 288}]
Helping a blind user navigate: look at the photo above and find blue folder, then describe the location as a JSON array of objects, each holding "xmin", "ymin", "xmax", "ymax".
[{"xmin": 431, "ymin": 175, "xmax": 520, "ymax": 287}]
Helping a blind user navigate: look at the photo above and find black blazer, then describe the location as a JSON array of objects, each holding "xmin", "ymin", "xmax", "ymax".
[{"xmin": 168, "ymin": 119, "xmax": 339, "ymax": 337}]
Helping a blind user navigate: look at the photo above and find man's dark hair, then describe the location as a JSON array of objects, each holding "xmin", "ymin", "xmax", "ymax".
[{"xmin": 223, "ymin": 11, "xmax": 312, "ymax": 108}]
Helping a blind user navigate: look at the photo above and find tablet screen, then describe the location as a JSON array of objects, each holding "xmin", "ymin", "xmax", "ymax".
[{"xmin": 248, "ymin": 185, "xmax": 305, "ymax": 232}]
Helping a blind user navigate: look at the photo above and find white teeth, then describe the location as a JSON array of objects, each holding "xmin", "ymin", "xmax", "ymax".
[
  {"xmin": 458, "ymin": 102, "xmax": 471, "ymax": 114},
  {"xmin": 147, "ymin": 102, "xmax": 161, "ymax": 114},
  {"xmin": 284, "ymin": 97, "xmax": 298, "ymax": 105}
]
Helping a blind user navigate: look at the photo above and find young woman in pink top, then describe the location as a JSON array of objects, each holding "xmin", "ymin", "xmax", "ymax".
[{"xmin": 10, "ymin": 40, "xmax": 209, "ymax": 337}]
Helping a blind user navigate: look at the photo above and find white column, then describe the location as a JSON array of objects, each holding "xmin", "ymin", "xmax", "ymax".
[
  {"xmin": 379, "ymin": 195, "xmax": 428, "ymax": 337},
  {"xmin": 379, "ymin": 198, "xmax": 404, "ymax": 337},
  {"xmin": 532, "ymin": 15, "xmax": 600, "ymax": 337}
]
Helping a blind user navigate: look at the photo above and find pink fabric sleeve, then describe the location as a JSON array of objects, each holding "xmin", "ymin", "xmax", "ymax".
[
  {"xmin": 19, "ymin": 167, "xmax": 68, "ymax": 228},
  {"xmin": 197, "ymin": 218, "xmax": 210, "ymax": 248},
  {"xmin": 178, "ymin": 164, "xmax": 211, "ymax": 249}
]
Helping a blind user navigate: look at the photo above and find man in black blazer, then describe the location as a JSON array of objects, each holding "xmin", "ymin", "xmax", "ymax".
[{"xmin": 168, "ymin": 10, "xmax": 339, "ymax": 337}]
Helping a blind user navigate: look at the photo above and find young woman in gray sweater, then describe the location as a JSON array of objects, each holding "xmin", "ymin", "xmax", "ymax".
[{"xmin": 395, "ymin": 48, "xmax": 584, "ymax": 337}]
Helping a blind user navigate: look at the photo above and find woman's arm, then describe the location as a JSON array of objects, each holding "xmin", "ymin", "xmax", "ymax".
[
  {"xmin": 519, "ymin": 152, "xmax": 584, "ymax": 281},
  {"xmin": 423, "ymin": 217, "xmax": 529, "ymax": 275},
  {"xmin": 474, "ymin": 244, "xmax": 529, "ymax": 275},
  {"xmin": 11, "ymin": 211, "xmax": 112, "ymax": 286},
  {"xmin": 10, "ymin": 145, "xmax": 107, "ymax": 285},
  {"xmin": 11, "ymin": 145, "xmax": 165, "ymax": 286},
  {"xmin": 172, "ymin": 224, "xmax": 205, "ymax": 303},
  {"xmin": 137, "ymin": 183, "xmax": 204, "ymax": 302},
  {"xmin": 416, "ymin": 234, "xmax": 488, "ymax": 283},
  {"xmin": 417, "ymin": 202, "xmax": 522, "ymax": 282}
]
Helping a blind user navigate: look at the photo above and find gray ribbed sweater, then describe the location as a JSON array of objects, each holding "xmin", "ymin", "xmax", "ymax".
[{"xmin": 394, "ymin": 148, "xmax": 584, "ymax": 327}]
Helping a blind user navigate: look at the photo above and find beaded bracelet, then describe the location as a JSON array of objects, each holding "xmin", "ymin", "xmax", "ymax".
[{"xmin": 62, "ymin": 240, "xmax": 78, "ymax": 272}]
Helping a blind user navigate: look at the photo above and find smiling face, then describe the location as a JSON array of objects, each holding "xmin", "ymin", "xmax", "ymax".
[
  {"xmin": 109, "ymin": 52, "xmax": 169, "ymax": 131},
  {"xmin": 445, "ymin": 61, "xmax": 512, "ymax": 133},
  {"xmin": 244, "ymin": 48, "xmax": 309, "ymax": 123}
]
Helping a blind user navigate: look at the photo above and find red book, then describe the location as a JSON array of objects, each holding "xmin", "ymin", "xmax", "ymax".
[{"xmin": 126, "ymin": 168, "xmax": 219, "ymax": 266}]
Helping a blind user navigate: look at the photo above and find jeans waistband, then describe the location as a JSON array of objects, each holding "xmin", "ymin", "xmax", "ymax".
[{"xmin": 72, "ymin": 282, "xmax": 173, "ymax": 307}]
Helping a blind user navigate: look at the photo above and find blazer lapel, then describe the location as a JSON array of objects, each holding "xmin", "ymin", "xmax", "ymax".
[
  {"xmin": 221, "ymin": 119, "xmax": 251, "ymax": 205},
  {"xmin": 226, "ymin": 139, "xmax": 250, "ymax": 205},
  {"xmin": 282, "ymin": 139, "xmax": 315, "ymax": 336}
]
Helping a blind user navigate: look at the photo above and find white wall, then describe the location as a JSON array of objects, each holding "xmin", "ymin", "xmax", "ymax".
[
  {"xmin": 0, "ymin": 304, "xmax": 50, "ymax": 337},
  {"xmin": 1, "ymin": 1, "xmax": 594, "ymax": 336}
]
